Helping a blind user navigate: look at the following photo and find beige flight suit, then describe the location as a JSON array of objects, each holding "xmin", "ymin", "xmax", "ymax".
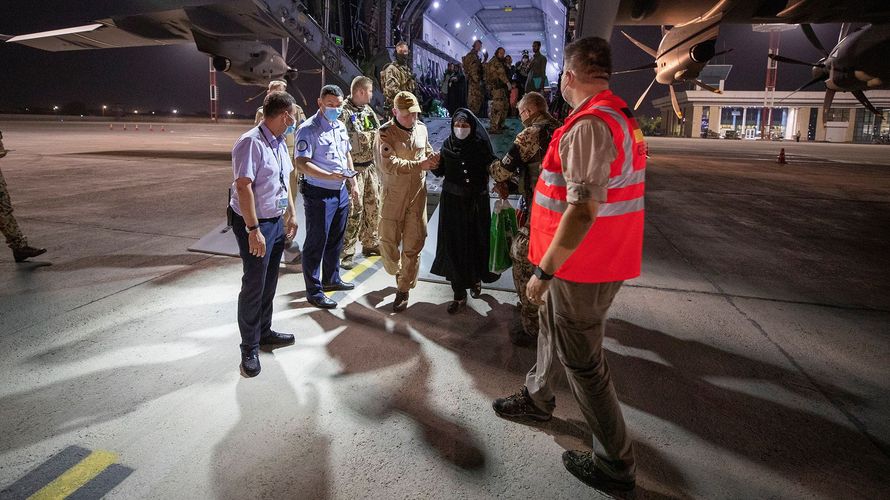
[
  {"xmin": 255, "ymin": 104, "xmax": 306, "ymax": 200},
  {"xmin": 375, "ymin": 120, "xmax": 433, "ymax": 292},
  {"xmin": 462, "ymin": 50, "xmax": 484, "ymax": 116},
  {"xmin": 485, "ymin": 58, "xmax": 511, "ymax": 131},
  {"xmin": 339, "ymin": 97, "xmax": 382, "ymax": 261}
]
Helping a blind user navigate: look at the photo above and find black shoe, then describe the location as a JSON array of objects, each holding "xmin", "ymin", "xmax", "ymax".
[
  {"xmin": 322, "ymin": 280, "xmax": 355, "ymax": 292},
  {"xmin": 240, "ymin": 350, "xmax": 261, "ymax": 377},
  {"xmin": 562, "ymin": 450, "xmax": 635, "ymax": 493},
  {"xmin": 492, "ymin": 387, "xmax": 552, "ymax": 422},
  {"xmin": 393, "ymin": 291, "xmax": 409, "ymax": 312},
  {"xmin": 13, "ymin": 246, "xmax": 46, "ymax": 263},
  {"xmin": 259, "ymin": 331, "xmax": 295, "ymax": 346},
  {"xmin": 470, "ymin": 282, "xmax": 482, "ymax": 298},
  {"xmin": 340, "ymin": 258, "xmax": 355, "ymax": 270},
  {"xmin": 308, "ymin": 295, "xmax": 337, "ymax": 309},
  {"xmin": 362, "ymin": 246, "xmax": 380, "ymax": 256},
  {"xmin": 447, "ymin": 297, "xmax": 467, "ymax": 314}
]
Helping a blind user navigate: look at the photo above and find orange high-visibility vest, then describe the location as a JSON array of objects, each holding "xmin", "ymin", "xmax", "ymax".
[{"xmin": 528, "ymin": 90, "xmax": 646, "ymax": 283}]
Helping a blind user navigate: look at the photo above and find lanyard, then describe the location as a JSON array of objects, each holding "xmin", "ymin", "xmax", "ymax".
[{"xmin": 257, "ymin": 125, "xmax": 287, "ymax": 193}]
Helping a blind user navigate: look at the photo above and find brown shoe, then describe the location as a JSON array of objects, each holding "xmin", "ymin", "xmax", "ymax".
[{"xmin": 393, "ymin": 291, "xmax": 409, "ymax": 312}]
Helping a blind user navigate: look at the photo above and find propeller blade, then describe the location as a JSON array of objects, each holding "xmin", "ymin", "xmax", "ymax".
[
  {"xmin": 635, "ymin": 77, "xmax": 658, "ymax": 111},
  {"xmin": 299, "ymin": 68, "xmax": 324, "ymax": 75},
  {"xmin": 282, "ymin": 37, "xmax": 289, "ymax": 63},
  {"xmin": 801, "ymin": 24, "xmax": 829, "ymax": 57},
  {"xmin": 852, "ymin": 90, "xmax": 881, "ymax": 117},
  {"xmin": 713, "ymin": 48, "xmax": 734, "ymax": 57},
  {"xmin": 822, "ymin": 89, "xmax": 836, "ymax": 124},
  {"xmin": 613, "ymin": 62, "xmax": 658, "ymax": 75},
  {"xmin": 838, "ymin": 22, "xmax": 851, "ymax": 44},
  {"xmin": 669, "ymin": 84, "xmax": 683, "ymax": 120},
  {"xmin": 768, "ymin": 54, "xmax": 822, "ymax": 67},
  {"xmin": 693, "ymin": 79, "xmax": 722, "ymax": 94},
  {"xmin": 776, "ymin": 75, "xmax": 828, "ymax": 105},
  {"xmin": 244, "ymin": 88, "xmax": 267, "ymax": 103},
  {"xmin": 621, "ymin": 30, "xmax": 657, "ymax": 58}
]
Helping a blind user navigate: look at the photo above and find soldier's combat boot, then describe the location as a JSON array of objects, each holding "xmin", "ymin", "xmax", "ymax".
[{"xmin": 13, "ymin": 246, "xmax": 46, "ymax": 262}]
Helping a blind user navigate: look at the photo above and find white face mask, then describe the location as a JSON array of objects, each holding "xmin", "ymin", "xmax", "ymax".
[{"xmin": 453, "ymin": 127, "xmax": 471, "ymax": 140}]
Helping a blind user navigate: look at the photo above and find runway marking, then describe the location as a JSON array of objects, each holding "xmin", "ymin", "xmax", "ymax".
[
  {"xmin": 0, "ymin": 446, "xmax": 133, "ymax": 500},
  {"xmin": 325, "ymin": 256, "xmax": 382, "ymax": 300}
]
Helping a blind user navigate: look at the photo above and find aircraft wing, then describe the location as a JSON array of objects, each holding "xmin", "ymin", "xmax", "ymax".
[{"xmin": 6, "ymin": 10, "xmax": 195, "ymax": 51}]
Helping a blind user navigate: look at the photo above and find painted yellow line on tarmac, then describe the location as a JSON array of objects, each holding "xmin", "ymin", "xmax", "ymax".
[
  {"xmin": 27, "ymin": 450, "xmax": 117, "ymax": 500},
  {"xmin": 324, "ymin": 256, "xmax": 381, "ymax": 297}
]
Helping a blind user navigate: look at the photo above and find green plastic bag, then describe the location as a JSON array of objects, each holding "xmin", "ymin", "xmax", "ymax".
[{"xmin": 489, "ymin": 199, "xmax": 519, "ymax": 273}]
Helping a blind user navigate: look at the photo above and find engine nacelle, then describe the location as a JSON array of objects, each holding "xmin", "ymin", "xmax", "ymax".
[
  {"xmin": 200, "ymin": 40, "xmax": 290, "ymax": 86},
  {"xmin": 654, "ymin": 18, "xmax": 720, "ymax": 84}
]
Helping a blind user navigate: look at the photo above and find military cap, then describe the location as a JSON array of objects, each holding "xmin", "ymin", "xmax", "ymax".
[{"xmin": 394, "ymin": 91, "xmax": 422, "ymax": 113}]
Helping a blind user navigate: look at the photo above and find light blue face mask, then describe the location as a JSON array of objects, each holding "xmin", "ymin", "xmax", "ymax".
[
  {"xmin": 323, "ymin": 106, "xmax": 341, "ymax": 121},
  {"xmin": 283, "ymin": 113, "xmax": 297, "ymax": 135}
]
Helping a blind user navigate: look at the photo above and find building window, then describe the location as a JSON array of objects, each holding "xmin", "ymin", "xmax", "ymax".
[{"xmin": 824, "ymin": 108, "xmax": 850, "ymax": 122}]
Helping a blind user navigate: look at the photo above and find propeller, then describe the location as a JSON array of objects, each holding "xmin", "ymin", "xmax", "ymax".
[
  {"xmin": 620, "ymin": 31, "xmax": 657, "ymax": 57},
  {"xmin": 822, "ymin": 89, "xmax": 836, "ymax": 123},
  {"xmin": 801, "ymin": 24, "xmax": 829, "ymax": 57},
  {"xmin": 768, "ymin": 54, "xmax": 824, "ymax": 67},
  {"xmin": 852, "ymin": 90, "xmax": 882, "ymax": 117},
  {"xmin": 692, "ymin": 79, "xmax": 722, "ymax": 93},
  {"xmin": 613, "ymin": 62, "xmax": 657, "ymax": 75},
  {"xmin": 635, "ymin": 77, "xmax": 658, "ymax": 110},
  {"xmin": 669, "ymin": 84, "xmax": 683, "ymax": 119}
]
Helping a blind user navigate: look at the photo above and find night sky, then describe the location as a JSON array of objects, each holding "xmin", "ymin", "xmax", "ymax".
[{"xmin": 0, "ymin": 1, "xmax": 845, "ymax": 117}]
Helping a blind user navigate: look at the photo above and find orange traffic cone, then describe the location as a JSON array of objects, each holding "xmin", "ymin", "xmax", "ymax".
[
  {"xmin": 777, "ymin": 148, "xmax": 787, "ymax": 164},
  {"xmin": 135, "ymin": 124, "xmax": 139, "ymax": 131},
  {"xmin": 109, "ymin": 123, "xmax": 113, "ymax": 130},
  {"xmin": 160, "ymin": 125, "xmax": 165, "ymax": 132},
  {"xmin": 123, "ymin": 124, "xmax": 127, "ymax": 131},
  {"xmin": 149, "ymin": 124, "xmax": 153, "ymax": 132}
]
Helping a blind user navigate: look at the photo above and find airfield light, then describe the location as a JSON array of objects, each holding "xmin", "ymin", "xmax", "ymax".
[
  {"xmin": 455, "ymin": 22, "xmax": 461, "ymax": 29},
  {"xmin": 173, "ymin": 109, "xmax": 178, "ymax": 114},
  {"xmin": 52, "ymin": 106, "xmax": 59, "ymax": 111},
  {"xmin": 227, "ymin": 110, "xmax": 233, "ymax": 115},
  {"xmin": 134, "ymin": 110, "xmax": 139, "ymax": 114}
]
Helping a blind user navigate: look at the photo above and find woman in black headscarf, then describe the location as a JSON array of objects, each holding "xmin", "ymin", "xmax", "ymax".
[{"xmin": 431, "ymin": 109, "xmax": 498, "ymax": 313}]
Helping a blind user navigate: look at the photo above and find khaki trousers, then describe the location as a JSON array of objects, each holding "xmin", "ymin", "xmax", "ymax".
[
  {"xmin": 379, "ymin": 186, "xmax": 427, "ymax": 292},
  {"xmin": 525, "ymin": 278, "xmax": 635, "ymax": 480}
]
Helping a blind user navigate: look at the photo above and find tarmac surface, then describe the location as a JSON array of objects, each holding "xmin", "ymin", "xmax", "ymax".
[{"xmin": 0, "ymin": 119, "xmax": 889, "ymax": 499}]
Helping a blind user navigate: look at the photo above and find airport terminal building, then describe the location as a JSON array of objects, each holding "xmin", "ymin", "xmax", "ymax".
[{"xmin": 653, "ymin": 89, "xmax": 890, "ymax": 143}]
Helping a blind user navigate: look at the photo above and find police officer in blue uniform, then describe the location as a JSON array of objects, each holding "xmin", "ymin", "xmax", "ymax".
[
  {"xmin": 230, "ymin": 91, "xmax": 299, "ymax": 377},
  {"xmin": 294, "ymin": 85, "xmax": 361, "ymax": 308}
]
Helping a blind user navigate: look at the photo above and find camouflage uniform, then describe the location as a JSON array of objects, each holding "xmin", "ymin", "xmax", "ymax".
[
  {"xmin": 0, "ymin": 132, "xmax": 27, "ymax": 251},
  {"xmin": 490, "ymin": 112, "xmax": 561, "ymax": 340},
  {"xmin": 338, "ymin": 96, "xmax": 382, "ymax": 264},
  {"xmin": 484, "ymin": 58, "xmax": 511, "ymax": 132},
  {"xmin": 462, "ymin": 50, "xmax": 484, "ymax": 116},
  {"xmin": 381, "ymin": 61, "xmax": 416, "ymax": 118}
]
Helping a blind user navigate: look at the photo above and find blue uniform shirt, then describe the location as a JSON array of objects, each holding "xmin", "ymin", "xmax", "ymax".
[
  {"xmin": 230, "ymin": 124, "xmax": 292, "ymax": 219},
  {"xmin": 294, "ymin": 112, "xmax": 351, "ymax": 190}
]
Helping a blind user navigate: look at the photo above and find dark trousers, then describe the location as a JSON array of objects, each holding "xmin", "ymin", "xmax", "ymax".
[
  {"xmin": 233, "ymin": 215, "xmax": 285, "ymax": 354},
  {"xmin": 302, "ymin": 183, "xmax": 350, "ymax": 299}
]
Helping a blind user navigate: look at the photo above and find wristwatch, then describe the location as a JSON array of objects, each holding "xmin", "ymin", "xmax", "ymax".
[
  {"xmin": 247, "ymin": 224, "xmax": 259, "ymax": 232},
  {"xmin": 533, "ymin": 266, "xmax": 554, "ymax": 281}
]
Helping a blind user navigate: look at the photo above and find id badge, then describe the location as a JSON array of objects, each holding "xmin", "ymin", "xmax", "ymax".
[{"xmin": 277, "ymin": 197, "xmax": 288, "ymax": 210}]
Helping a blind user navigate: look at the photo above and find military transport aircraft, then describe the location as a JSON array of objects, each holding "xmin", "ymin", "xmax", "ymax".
[{"xmin": 4, "ymin": 1, "xmax": 890, "ymax": 116}]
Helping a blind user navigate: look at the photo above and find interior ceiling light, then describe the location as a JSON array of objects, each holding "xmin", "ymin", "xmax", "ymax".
[
  {"xmin": 455, "ymin": 22, "xmax": 461, "ymax": 29},
  {"xmin": 433, "ymin": 1, "xmax": 440, "ymax": 8}
]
